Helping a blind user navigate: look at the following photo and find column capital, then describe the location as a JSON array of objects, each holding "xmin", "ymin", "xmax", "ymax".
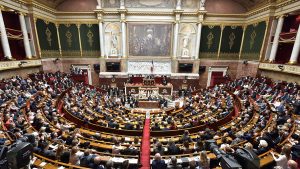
[
  {"xmin": 17, "ymin": 11, "xmax": 27, "ymax": 16},
  {"xmin": 98, "ymin": 19, "xmax": 104, "ymax": 23},
  {"xmin": 242, "ymin": 25, "xmax": 247, "ymax": 31},
  {"xmin": 276, "ymin": 14, "xmax": 288, "ymax": 19},
  {"xmin": 117, "ymin": 8, "xmax": 127, "ymax": 13},
  {"xmin": 0, "ymin": 6, "xmax": 5, "ymax": 11},
  {"xmin": 220, "ymin": 25, "xmax": 225, "ymax": 30}
]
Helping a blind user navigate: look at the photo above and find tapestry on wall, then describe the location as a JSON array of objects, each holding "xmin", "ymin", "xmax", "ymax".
[
  {"xmin": 35, "ymin": 19, "xmax": 60, "ymax": 58},
  {"xmin": 199, "ymin": 25, "xmax": 221, "ymax": 59},
  {"xmin": 241, "ymin": 20, "xmax": 267, "ymax": 60},
  {"xmin": 219, "ymin": 25, "xmax": 243, "ymax": 60}
]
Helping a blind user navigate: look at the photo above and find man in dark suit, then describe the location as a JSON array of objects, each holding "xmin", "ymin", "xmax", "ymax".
[
  {"xmin": 167, "ymin": 156, "xmax": 182, "ymax": 169},
  {"xmin": 80, "ymin": 149, "xmax": 96, "ymax": 167},
  {"xmin": 167, "ymin": 141, "xmax": 181, "ymax": 155},
  {"xmin": 152, "ymin": 153, "xmax": 167, "ymax": 169}
]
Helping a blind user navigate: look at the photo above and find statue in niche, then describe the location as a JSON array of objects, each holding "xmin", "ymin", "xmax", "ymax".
[
  {"xmin": 110, "ymin": 33, "xmax": 118, "ymax": 56},
  {"xmin": 200, "ymin": 0, "xmax": 206, "ymax": 10},
  {"xmin": 120, "ymin": 0, "xmax": 125, "ymax": 9},
  {"xmin": 96, "ymin": 0, "xmax": 102, "ymax": 9},
  {"xmin": 181, "ymin": 35, "xmax": 190, "ymax": 57},
  {"xmin": 176, "ymin": 0, "xmax": 182, "ymax": 9}
]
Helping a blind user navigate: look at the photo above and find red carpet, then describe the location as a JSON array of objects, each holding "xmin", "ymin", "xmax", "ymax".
[{"xmin": 140, "ymin": 118, "xmax": 151, "ymax": 169}]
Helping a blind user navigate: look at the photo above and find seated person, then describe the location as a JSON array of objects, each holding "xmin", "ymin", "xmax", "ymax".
[
  {"xmin": 167, "ymin": 156, "xmax": 182, "ymax": 169},
  {"xmin": 152, "ymin": 153, "xmax": 167, "ymax": 169}
]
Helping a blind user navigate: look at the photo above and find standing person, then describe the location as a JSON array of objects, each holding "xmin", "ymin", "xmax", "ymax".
[
  {"xmin": 271, "ymin": 145, "xmax": 292, "ymax": 169},
  {"xmin": 199, "ymin": 151, "xmax": 210, "ymax": 169}
]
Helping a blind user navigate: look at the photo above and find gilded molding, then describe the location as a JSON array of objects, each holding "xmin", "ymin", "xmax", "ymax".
[
  {"xmin": 6, "ymin": 0, "xmax": 300, "ymax": 21},
  {"xmin": 217, "ymin": 25, "xmax": 224, "ymax": 59},
  {"xmin": 259, "ymin": 63, "xmax": 300, "ymax": 75},
  {"xmin": 77, "ymin": 24, "xmax": 83, "ymax": 57}
]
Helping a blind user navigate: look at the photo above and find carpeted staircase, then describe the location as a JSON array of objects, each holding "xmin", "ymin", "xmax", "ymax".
[{"xmin": 140, "ymin": 116, "xmax": 151, "ymax": 169}]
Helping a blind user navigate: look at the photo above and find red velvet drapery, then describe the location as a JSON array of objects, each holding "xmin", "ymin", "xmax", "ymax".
[
  {"xmin": 0, "ymin": 40, "xmax": 4, "ymax": 60},
  {"xmin": 275, "ymin": 43, "xmax": 294, "ymax": 64},
  {"xmin": 2, "ymin": 11, "xmax": 26, "ymax": 60},
  {"xmin": 210, "ymin": 72, "xmax": 225, "ymax": 86},
  {"xmin": 275, "ymin": 15, "xmax": 300, "ymax": 64}
]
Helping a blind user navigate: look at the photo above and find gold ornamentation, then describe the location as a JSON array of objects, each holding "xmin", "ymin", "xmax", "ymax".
[
  {"xmin": 208, "ymin": 25, "xmax": 215, "ymax": 29},
  {"xmin": 253, "ymin": 22, "xmax": 259, "ymax": 27},
  {"xmin": 87, "ymin": 30, "xmax": 94, "ymax": 47},
  {"xmin": 65, "ymin": 24, "xmax": 71, "ymax": 27},
  {"xmin": 231, "ymin": 26, "xmax": 237, "ymax": 29},
  {"xmin": 44, "ymin": 20, "xmax": 50, "ymax": 25},
  {"xmin": 207, "ymin": 32, "xmax": 214, "ymax": 50},
  {"xmin": 229, "ymin": 32, "xmax": 235, "ymax": 50},
  {"xmin": 65, "ymin": 30, "xmax": 72, "ymax": 48},
  {"xmin": 45, "ymin": 27, "xmax": 52, "ymax": 47},
  {"xmin": 250, "ymin": 30, "xmax": 256, "ymax": 50},
  {"xmin": 87, "ymin": 24, "xmax": 93, "ymax": 28}
]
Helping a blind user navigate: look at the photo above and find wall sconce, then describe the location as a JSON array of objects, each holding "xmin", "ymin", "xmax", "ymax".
[
  {"xmin": 18, "ymin": 61, "xmax": 27, "ymax": 67},
  {"xmin": 243, "ymin": 60, "xmax": 248, "ymax": 65},
  {"xmin": 53, "ymin": 58, "xmax": 60, "ymax": 63},
  {"xmin": 278, "ymin": 64, "xmax": 284, "ymax": 71}
]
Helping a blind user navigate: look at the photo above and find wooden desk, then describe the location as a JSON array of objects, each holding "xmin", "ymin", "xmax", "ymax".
[{"xmin": 138, "ymin": 101, "xmax": 160, "ymax": 108}]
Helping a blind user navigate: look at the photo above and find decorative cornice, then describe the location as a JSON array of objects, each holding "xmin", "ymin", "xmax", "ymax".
[
  {"xmin": 4, "ymin": 0, "xmax": 299, "ymax": 20},
  {"xmin": 0, "ymin": 59, "xmax": 42, "ymax": 71},
  {"xmin": 259, "ymin": 63, "xmax": 300, "ymax": 75}
]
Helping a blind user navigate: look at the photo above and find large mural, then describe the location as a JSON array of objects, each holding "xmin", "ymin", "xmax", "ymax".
[{"xmin": 128, "ymin": 23, "xmax": 172, "ymax": 57}]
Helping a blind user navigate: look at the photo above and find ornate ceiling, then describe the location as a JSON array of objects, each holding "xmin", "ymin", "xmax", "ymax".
[
  {"xmin": 36, "ymin": 0, "xmax": 266, "ymax": 11},
  {"xmin": 232, "ymin": 0, "xmax": 266, "ymax": 10}
]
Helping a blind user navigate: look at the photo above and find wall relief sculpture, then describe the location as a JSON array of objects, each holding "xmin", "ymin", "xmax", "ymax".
[
  {"xmin": 128, "ymin": 23, "xmax": 172, "ymax": 57},
  {"xmin": 128, "ymin": 61, "xmax": 171, "ymax": 74},
  {"xmin": 125, "ymin": 0, "xmax": 175, "ymax": 8},
  {"xmin": 178, "ymin": 23, "xmax": 196, "ymax": 58},
  {"xmin": 102, "ymin": 0, "xmax": 120, "ymax": 8},
  {"xmin": 104, "ymin": 23, "xmax": 121, "ymax": 57},
  {"xmin": 182, "ymin": 0, "xmax": 199, "ymax": 9}
]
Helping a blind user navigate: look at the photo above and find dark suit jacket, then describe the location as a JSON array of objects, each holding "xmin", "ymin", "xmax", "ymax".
[{"xmin": 152, "ymin": 159, "xmax": 167, "ymax": 169}]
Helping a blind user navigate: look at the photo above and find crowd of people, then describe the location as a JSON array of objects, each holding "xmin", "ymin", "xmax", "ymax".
[
  {"xmin": 151, "ymin": 87, "xmax": 233, "ymax": 131},
  {"xmin": 0, "ymin": 72, "xmax": 299, "ymax": 169}
]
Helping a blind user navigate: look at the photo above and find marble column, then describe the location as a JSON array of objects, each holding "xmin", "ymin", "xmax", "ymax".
[
  {"xmin": 173, "ymin": 21, "xmax": 179, "ymax": 58},
  {"xmin": 264, "ymin": 19, "xmax": 278, "ymax": 61},
  {"xmin": 0, "ymin": 8, "xmax": 12, "ymax": 60},
  {"xmin": 19, "ymin": 13, "xmax": 32, "ymax": 59},
  {"xmin": 121, "ymin": 21, "xmax": 126, "ymax": 58},
  {"xmin": 120, "ymin": 0, "xmax": 126, "ymax": 58},
  {"xmin": 269, "ymin": 16, "xmax": 284, "ymax": 62},
  {"xmin": 195, "ymin": 22, "xmax": 202, "ymax": 59},
  {"xmin": 289, "ymin": 25, "xmax": 300, "ymax": 64},
  {"xmin": 99, "ymin": 21, "xmax": 105, "ymax": 57}
]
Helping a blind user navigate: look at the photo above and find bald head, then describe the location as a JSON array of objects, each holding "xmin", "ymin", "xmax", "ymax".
[
  {"xmin": 93, "ymin": 156, "xmax": 101, "ymax": 165},
  {"xmin": 287, "ymin": 160, "xmax": 298, "ymax": 169},
  {"xmin": 154, "ymin": 153, "xmax": 161, "ymax": 161}
]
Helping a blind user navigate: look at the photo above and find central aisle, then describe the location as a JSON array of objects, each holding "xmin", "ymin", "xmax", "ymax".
[{"xmin": 140, "ymin": 112, "xmax": 151, "ymax": 169}]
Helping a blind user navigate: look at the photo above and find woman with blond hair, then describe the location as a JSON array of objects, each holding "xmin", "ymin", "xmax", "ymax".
[
  {"xmin": 69, "ymin": 147, "xmax": 81, "ymax": 165},
  {"xmin": 199, "ymin": 151, "xmax": 210, "ymax": 169},
  {"xmin": 271, "ymin": 144, "xmax": 292, "ymax": 169}
]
